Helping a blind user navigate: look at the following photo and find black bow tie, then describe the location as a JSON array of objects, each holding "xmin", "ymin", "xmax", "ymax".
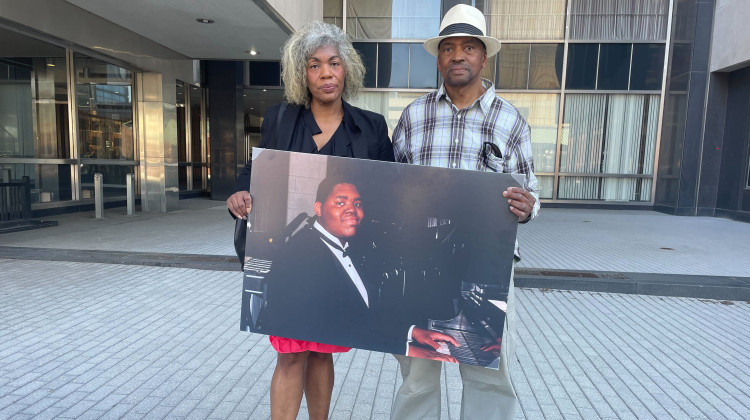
[{"xmin": 319, "ymin": 234, "xmax": 349, "ymax": 258}]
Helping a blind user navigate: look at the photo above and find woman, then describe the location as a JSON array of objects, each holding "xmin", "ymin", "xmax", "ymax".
[{"xmin": 226, "ymin": 21, "xmax": 394, "ymax": 420}]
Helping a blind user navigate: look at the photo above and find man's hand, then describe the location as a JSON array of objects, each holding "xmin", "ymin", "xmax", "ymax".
[
  {"xmin": 407, "ymin": 345, "xmax": 458, "ymax": 363},
  {"xmin": 503, "ymin": 186, "xmax": 535, "ymax": 222},
  {"xmin": 411, "ymin": 327, "xmax": 460, "ymax": 350},
  {"xmin": 227, "ymin": 191, "xmax": 253, "ymax": 219}
]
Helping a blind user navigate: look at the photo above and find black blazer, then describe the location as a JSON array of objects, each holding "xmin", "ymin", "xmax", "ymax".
[
  {"xmin": 233, "ymin": 101, "xmax": 395, "ymax": 192},
  {"xmin": 261, "ymin": 226, "xmax": 406, "ymax": 353}
]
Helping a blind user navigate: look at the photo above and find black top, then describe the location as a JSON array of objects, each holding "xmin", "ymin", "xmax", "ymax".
[
  {"xmin": 290, "ymin": 106, "xmax": 355, "ymax": 157},
  {"xmin": 233, "ymin": 101, "xmax": 395, "ymax": 193}
]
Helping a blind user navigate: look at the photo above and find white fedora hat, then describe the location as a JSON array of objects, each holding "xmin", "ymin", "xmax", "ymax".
[{"xmin": 424, "ymin": 4, "xmax": 501, "ymax": 58}]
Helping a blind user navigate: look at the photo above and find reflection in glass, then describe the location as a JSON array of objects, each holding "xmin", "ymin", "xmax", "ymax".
[
  {"xmin": 598, "ymin": 44, "xmax": 631, "ymax": 90},
  {"xmin": 409, "ymin": 43, "xmax": 437, "ymax": 89},
  {"xmin": 0, "ymin": 57, "xmax": 69, "ymax": 159},
  {"xmin": 190, "ymin": 85, "xmax": 205, "ymax": 189},
  {"xmin": 0, "ymin": 163, "xmax": 72, "ymax": 203},
  {"xmin": 353, "ymin": 43, "xmax": 377, "ymax": 88},
  {"xmin": 487, "ymin": 0, "xmax": 566, "ymax": 40},
  {"xmin": 654, "ymin": 93, "xmax": 687, "ymax": 204},
  {"xmin": 566, "ymin": 44, "xmax": 598, "ymax": 90},
  {"xmin": 669, "ymin": 43, "xmax": 692, "ymax": 92},
  {"xmin": 377, "ymin": 43, "xmax": 408, "ymax": 88},
  {"xmin": 630, "ymin": 44, "xmax": 665, "ymax": 91},
  {"xmin": 497, "ymin": 44, "xmax": 529, "ymax": 89},
  {"xmin": 177, "ymin": 81, "xmax": 187, "ymax": 190},
  {"xmin": 80, "ymin": 164, "xmax": 135, "ymax": 199},
  {"xmin": 560, "ymin": 94, "xmax": 659, "ymax": 201},
  {"xmin": 482, "ymin": 54, "xmax": 497, "ymax": 86},
  {"xmin": 537, "ymin": 175, "xmax": 553, "ymax": 199},
  {"xmin": 528, "ymin": 44, "xmax": 563, "ymax": 89},
  {"xmin": 75, "ymin": 54, "xmax": 134, "ymax": 160},
  {"xmin": 499, "ymin": 93, "xmax": 559, "ymax": 173}
]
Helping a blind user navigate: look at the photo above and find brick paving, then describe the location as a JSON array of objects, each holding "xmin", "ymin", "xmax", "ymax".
[
  {"xmin": 2, "ymin": 258, "xmax": 749, "ymax": 419},
  {"xmin": 1, "ymin": 199, "xmax": 750, "ymax": 419}
]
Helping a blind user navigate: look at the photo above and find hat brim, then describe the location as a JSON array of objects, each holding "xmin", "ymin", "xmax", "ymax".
[{"xmin": 424, "ymin": 34, "xmax": 501, "ymax": 58}]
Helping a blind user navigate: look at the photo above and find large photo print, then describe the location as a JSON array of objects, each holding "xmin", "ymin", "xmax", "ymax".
[{"xmin": 240, "ymin": 149, "xmax": 522, "ymax": 368}]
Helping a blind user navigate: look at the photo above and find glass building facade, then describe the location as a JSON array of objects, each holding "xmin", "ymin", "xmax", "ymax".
[
  {"xmin": 0, "ymin": 28, "xmax": 208, "ymax": 212},
  {"xmin": 323, "ymin": 0, "xmax": 672, "ymax": 204},
  {"xmin": 3, "ymin": 0, "xmax": 748, "ymax": 219}
]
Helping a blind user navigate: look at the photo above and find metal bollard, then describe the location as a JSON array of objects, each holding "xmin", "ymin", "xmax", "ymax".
[
  {"xmin": 94, "ymin": 173, "xmax": 103, "ymax": 219},
  {"xmin": 126, "ymin": 173, "xmax": 135, "ymax": 216}
]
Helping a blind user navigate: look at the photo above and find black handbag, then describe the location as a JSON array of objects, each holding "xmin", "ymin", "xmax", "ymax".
[
  {"xmin": 234, "ymin": 216, "xmax": 248, "ymax": 268},
  {"xmin": 233, "ymin": 102, "xmax": 288, "ymax": 269}
]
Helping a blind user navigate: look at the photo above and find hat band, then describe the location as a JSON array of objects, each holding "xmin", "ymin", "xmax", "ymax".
[{"xmin": 439, "ymin": 23, "xmax": 483, "ymax": 37}]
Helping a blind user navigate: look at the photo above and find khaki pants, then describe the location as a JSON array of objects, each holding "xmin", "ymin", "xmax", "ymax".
[{"xmin": 391, "ymin": 269, "xmax": 517, "ymax": 419}]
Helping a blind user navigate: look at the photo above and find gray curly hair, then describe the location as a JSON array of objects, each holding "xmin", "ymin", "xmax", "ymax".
[{"xmin": 281, "ymin": 21, "xmax": 365, "ymax": 107}]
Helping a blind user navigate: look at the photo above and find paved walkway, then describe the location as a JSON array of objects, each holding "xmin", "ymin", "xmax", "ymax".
[{"xmin": 1, "ymin": 199, "xmax": 750, "ymax": 419}]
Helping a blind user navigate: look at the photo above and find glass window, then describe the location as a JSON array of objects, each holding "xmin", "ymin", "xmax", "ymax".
[
  {"xmin": 75, "ymin": 54, "xmax": 134, "ymax": 161},
  {"xmin": 597, "ymin": 44, "xmax": 631, "ymax": 90},
  {"xmin": 249, "ymin": 61, "xmax": 281, "ymax": 86},
  {"xmin": 190, "ymin": 85, "xmax": 205, "ymax": 189},
  {"xmin": 176, "ymin": 81, "xmax": 187, "ymax": 191},
  {"xmin": 630, "ymin": 44, "xmax": 665, "ymax": 91},
  {"xmin": 346, "ymin": 0, "xmax": 440, "ymax": 39},
  {"xmin": 497, "ymin": 44, "xmax": 529, "ymax": 89},
  {"xmin": 669, "ymin": 43, "xmax": 692, "ymax": 92},
  {"xmin": 442, "ymin": 0, "xmax": 485, "ymax": 16},
  {"xmin": 569, "ymin": 0, "xmax": 670, "ymax": 41},
  {"xmin": 323, "ymin": 0, "xmax": 343, "ymax": 28},
  {"xmin": 80, "ymin": 164, "xmax": 135, "ymax": 199},
  {"xmin": 0, "ymin": 56, "xmax": 69, "ymax": 159},
  {"xmin": 487, "ymin": 0, "xmax": 566, "ymax": 40},
  {"xmin": 409, "ymin": 43, "xmax": 437, "ymax": 89},
  {"xmin": 353, "ymin": 43, "xmax": 377, "ymax": 88},
  {"xmin": 481, "ymin": 53, "xmax": 497, "ymax": 86},
  {"xmin": 0, "ymin": 163, "xmax": 73, "ymax": 203},
  {"xmin": 566, "ymin": 44, "xmax": 598, "ymax": 90},
  {"xmin": 377, "ymin": 43, "xmax": 409, "ymax": 88},
  {"xmin": 499, "ymin": 93, "xmax": 559, "ymax": 173},
  {"xmin": 537, "ymin": 175, "xmax": 553, "ymax": 199},
  {"xmin": 559, "ymin": 94, "xmax": 659, "ymax": 201},
  {"xmin": 528, "ymin": 44, "xmax": 563, "ymax": 89},
  {"xmin": 348, "ymin": 91, "xmax": 425, "ymax": 133}
]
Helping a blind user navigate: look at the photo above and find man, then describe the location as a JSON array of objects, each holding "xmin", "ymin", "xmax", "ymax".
[
  {"xmin": 263, "ymin": 176, "xmax": 457, "ymax": 356},
  {"xmin": 390, "ymin": 4, "xmax": 540, "ymax": 419},
  {"xmin": 261, "ymin": 177, "xmax": 376, "ymax": 348}
]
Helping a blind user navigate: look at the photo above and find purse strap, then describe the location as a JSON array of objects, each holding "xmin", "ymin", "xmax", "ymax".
[{"xmin": 271, "ymin": 101, "xmax": 287, "ymax": 148}]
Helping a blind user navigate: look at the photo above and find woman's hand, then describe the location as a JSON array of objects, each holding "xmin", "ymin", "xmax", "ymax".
[{"xmin": 227, "ymin": 191, "xmax": 253, "ymax": 219}]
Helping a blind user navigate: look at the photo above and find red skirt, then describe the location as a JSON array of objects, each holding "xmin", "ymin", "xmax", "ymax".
[{"xmin": 269, "ymin": 335, "xmax": 350, "ymax": 354}]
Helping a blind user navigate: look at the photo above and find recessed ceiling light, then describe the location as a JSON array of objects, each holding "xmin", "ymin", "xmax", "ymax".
[
  {"xmin": 262, "ymin": 89, "xmax": 267, "ymax": 92},
  {"xmin": 196, "ymin": 18, "xmax": 214, "ymax": 24},
  {"xmin": 46, "ymin": 63, "xmax": 55, "ymax": 67},
  {"xmin": 248, "ymin": 50, "xmax": 258, "ymax": 56}
]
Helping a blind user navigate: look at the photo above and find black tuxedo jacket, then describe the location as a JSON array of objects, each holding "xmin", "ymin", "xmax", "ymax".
[
  {"xmin": 234, "ymin": 101, "xmax": 395, "ymax": 193},
  {"xmin": 261, "ymin": 226, "xmax": 407, "ymax": 353}
]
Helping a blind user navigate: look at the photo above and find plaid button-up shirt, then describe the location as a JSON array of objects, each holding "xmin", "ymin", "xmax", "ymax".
[{"xmin": 392, "ymin": 79, "xmax": 540, "ymax": 258}]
